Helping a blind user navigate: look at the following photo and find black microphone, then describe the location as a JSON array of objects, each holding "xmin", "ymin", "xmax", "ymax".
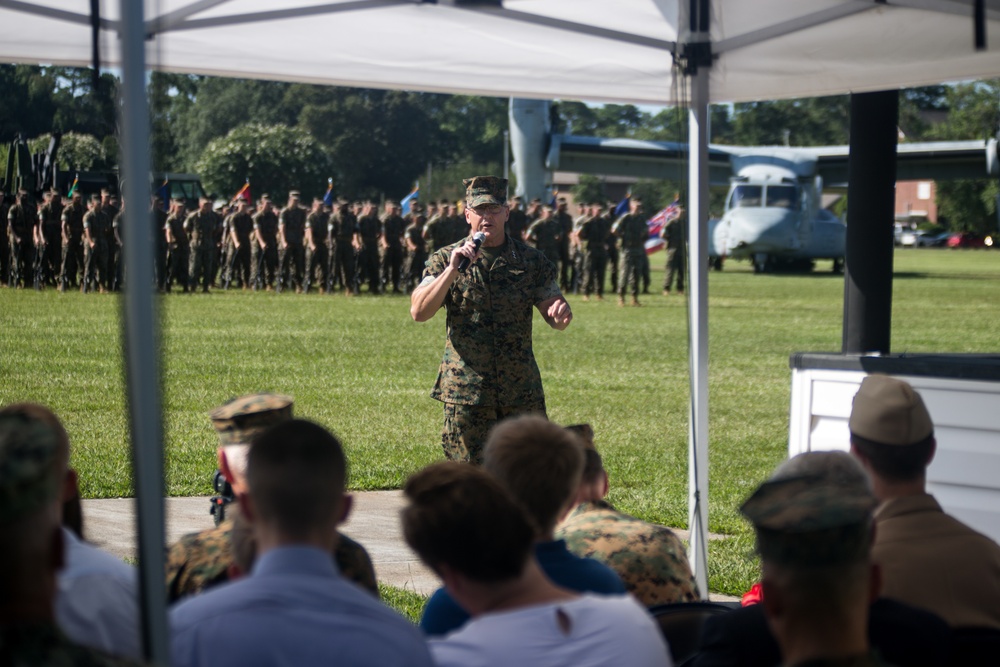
[{"xmin": 457, "ymin": 232, "xmax": 487, "ymax": 273}]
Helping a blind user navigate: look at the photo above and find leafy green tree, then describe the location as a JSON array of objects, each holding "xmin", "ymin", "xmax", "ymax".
[
  {"xmin": 571, "ymin": 174, "xmax": 606, "ymax": 203},
  {"xmin": 149, "ymin": 72, "xmax": 198, "ymax": 172},
  {"xmin": 28, "ymin": 132, "xmax": 111, "ymax": 171},
  {"xmin": 196, "ymin": 123, "xmax": 332, "ymax": 201},
  {"xmin": 299, "ymin": 89, "xmax": 439, "ymax": 199},
  {"xmin": 174, "ymin": 78, "xmax": 295, "ymax": 168}
]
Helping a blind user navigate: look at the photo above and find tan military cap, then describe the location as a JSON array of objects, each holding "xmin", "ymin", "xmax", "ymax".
[
  {"xmin": 289, "ymin": 191, "xmax": 301, "ymax": 199},
  {"xmin": 741, "ymin": 451, "xmax": 876, "ymax": 566},
  {"xmin": 0, "ymin": 415, "xmax": 60, "ymax": 522},
  {"xmin": 849, "ymin": 375, "xmax": 933, "ymax": 446},
  {"xmin": 463, "ymin": 176, "xmax": 507, "ymax": 207},
  {"xmin": 210, "ymin": 393, "xmax": 293, "ymax": 447}
]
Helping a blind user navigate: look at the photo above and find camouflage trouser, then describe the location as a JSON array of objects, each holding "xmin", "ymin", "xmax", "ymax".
[
  {"xmin": 62, "ymin": 239, "xmax": 84, "ymax": 288},
  {"xmin": 607, "ymin": 246, "xmax": 619, "ymax": 292},
  {"xmin": 189, "ymin": 244, "xmax": 215, "ymax": 291},
  {"xmin": 441, "ymin": 399, "xmax": 547, "ymax": 465},
  {"xmin": 664, "ymin": 247, "xmax": 685, "ymax": 292},
  {"xmin": 584, "ymin": 250, "xmax": 607, "ymax": 296},
  {"xmin": 381, "ymin": 244, "xmax": 403, "ymax": 292},
  {"xmin": 304, "ymin": 245, "xmax": 329, "ymax": 292},
  {"xmin": 619, "ymin": 250, "xmax": 644, "ymax": 298}
]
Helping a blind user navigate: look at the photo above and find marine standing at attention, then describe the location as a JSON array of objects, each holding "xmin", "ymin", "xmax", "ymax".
[{"xmin": 410, "ymin": 176, "xmax": 572, "ymax": 464}]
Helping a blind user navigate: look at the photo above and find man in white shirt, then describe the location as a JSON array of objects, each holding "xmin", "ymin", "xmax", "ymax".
[{"xmin": 402, "ymin": 458, "xmax": 671, "ymax": 667}]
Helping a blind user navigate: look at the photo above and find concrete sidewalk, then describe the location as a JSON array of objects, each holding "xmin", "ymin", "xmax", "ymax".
[
  {"xmin": 82, "ymin": 491, "xmax": 735, "ymax": 601},
  {"xmin": 82, "ymin": 490, "xmax": 442, "ymax": 595}
]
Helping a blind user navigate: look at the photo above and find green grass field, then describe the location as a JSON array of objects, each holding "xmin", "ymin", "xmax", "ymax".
[{"xmin": 2, "ymin": 247, "xmax": 998, "ymax": 596}]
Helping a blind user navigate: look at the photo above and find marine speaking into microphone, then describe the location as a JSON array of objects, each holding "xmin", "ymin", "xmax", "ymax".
[{"xmin": 409, "ymin": 176, "xmax": 573, "ymax": 465}]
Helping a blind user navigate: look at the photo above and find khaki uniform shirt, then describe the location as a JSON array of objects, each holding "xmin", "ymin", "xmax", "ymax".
[
  {"xmin": 556, "ymin": 499, "xmax": 699, "ymax": 606},
  {"xmin": 873, "ymin": 493, "xmax": 1000, "ymax": 629}
]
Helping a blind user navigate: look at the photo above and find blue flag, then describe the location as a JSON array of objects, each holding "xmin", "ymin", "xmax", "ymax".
[
  {"xmin": 613, "ymin": 192, "xmax": 631, "ymax": 217},
  {"xmin": 323, "ymin": 178, "xmax": 334, "ymax": 207},
  {"xmin": 157, "ymin": 179, "xmax": 170, "ymax": 211},
  {"xmin": 401, "ymin": 182, "xmax": 419, "ymax": 215}
]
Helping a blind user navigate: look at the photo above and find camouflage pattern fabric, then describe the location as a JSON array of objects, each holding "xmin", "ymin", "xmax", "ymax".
[
  {"xmin": 613, "ymin": 213, "xmax": 648, "ymax": 298},
  {"xmin": 463, "ymin": 176, "xmax": 506, "ymax": 207},
  {"xmin": 0, "ymin": 624, "xmax": 145, "ymax": 667},
  {"xmin": 526, "ymin": 217, "xmax": 561, "ymax": 266},
  {"xmin": 164, "ymin": 517, "xmax": 379, "ymax": 603},
  {"xmin": 423, "ymin": 234, "xmax": 561, "ymax": 408},
  {"xmin": 442, "ymin": 400, "xmax": 545, "ymax": 465},
  {"xmin": 556, "ymin": 500, "xmax": 699, "ymax": 607}
]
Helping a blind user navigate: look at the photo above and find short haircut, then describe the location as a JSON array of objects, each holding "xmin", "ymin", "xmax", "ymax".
[
  {"xmin": 851, "ymin": 432, "xmax": 935, "ymax": 482},
  {"xmin": 483, "ymin": 415, "xmax": 585, "ymax": 536},
  {"xmin": 402, "ymin": 462, "xmax": 534, "ymax": 583},
  {"xmin": 564, "ymin": 424, "xmax": 603, "ymax": 484},
  {"xmin": 246, "ymin": 419, "xmax": 346, "ymax": 539}
]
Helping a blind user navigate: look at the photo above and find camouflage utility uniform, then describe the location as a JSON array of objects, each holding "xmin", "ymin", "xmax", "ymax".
[
  {"xmin": 165, "ymin": 514, "xmax": 379, "ymax": 603},
  {"xmin": 556, "ymin": 499, "xmax": 699, "ymax": 606},
  {"xmin": 613, "ymin": 212, "xmax": 648, "ymax": 301},
  {"xmin": 662, "ymin": 215, "xmax": 686, "ymax": 293},
  {"xmin": 421, "ymin": 234, "xmax": 560, "ymax": 464},
  {"xmin": 186, "ymin": 209, "xmax": 219, "ymax": 293}
]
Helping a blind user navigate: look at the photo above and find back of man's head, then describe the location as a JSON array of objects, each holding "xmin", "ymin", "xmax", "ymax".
[
  {"xmin": 565, "ymin": 423, "xmax": 602, "ymax": 485},
  {"xmin": 742, "ymin": 452, "xmax": 877, "ymax": 628},
  {"xmin": 849, "ymin": 375, "xmax": 935, "ymax": 483},
  {"xmin": 246, "ymin": 419, "xmax": 346, "ymax": 540},
  {"xmin": 483, "ymin": 415, "xmax": 585, "ymax": 537},
  {"xmin": 402, "ymin": 462, "xmax": 534, "ymax": 584}
]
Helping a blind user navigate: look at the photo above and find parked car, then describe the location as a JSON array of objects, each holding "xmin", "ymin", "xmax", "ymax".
[
  {"xmin": 916, "ymin": 231, "xmax": 950, "ymax": 247},
  {"xmin": 946, "ymin": 232, "xmax": 986, "ymax": 248}
]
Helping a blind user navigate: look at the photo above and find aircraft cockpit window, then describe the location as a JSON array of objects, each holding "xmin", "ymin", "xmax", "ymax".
[
  {"xmin": 731, "ymin": 185, "xmax": 762, "ymax": 208},
  {"xmin": 765, "ymin": 185, "xmax": 797, "ymax": 209}
]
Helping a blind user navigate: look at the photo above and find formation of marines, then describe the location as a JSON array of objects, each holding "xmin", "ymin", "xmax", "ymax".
[{"xmin": 4, "ymin": 185, "xmax": 681, "ymax": 303}]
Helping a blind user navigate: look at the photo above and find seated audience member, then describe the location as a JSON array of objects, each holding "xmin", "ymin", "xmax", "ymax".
[
  {"xmin": 0, "ymin": 413, "xmax": 143, "ymax": 667},
  {"xmin": 403, "ymin": 461, "xmax": 671, "ymax": 667},
  {"xmin": 747, "ymin": 451, "xmax": 883, "ymax": 666},
  {"xmin": 849, "ymin": 374, "xmax": 1000, "ymax": 630},
  {"xmin": 692, "ymin": 451, "xmax": 952, "ymax": 667},
  {"xmin": 420, "ymin": 415, "xmax": 626, "ymax": 635},
  {"xmin": 556, "ymin": 423, "xmax": 699, "ymax": 606},
  {"xmin": 170, "ymin": 419, "xmax": 433, "ymax": 667},
  {"xmin": 0, "ymin": 403, "xmax": 141, "ymax": 660},
  {"xmin": 165, "ymin": 393, "xmax": 377, "ymax": 602}
]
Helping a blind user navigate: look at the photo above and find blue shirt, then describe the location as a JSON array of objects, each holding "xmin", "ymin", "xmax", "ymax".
[
  {"xmin": 170, "ymin": 545, "xmax": 433, "ymax": 667},
  {"xmin": 419, "ymin": 539, "xmax": 627, "ymax": 636}
]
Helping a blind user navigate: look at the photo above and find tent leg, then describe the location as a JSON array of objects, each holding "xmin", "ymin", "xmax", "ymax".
[
  {"xmin": 119, "ymin": 1, "xmax": 169, "ymax": 663},
  {"xmin": 687, "ymin": 67, "xmax": 710, "ymax": 600},
  {"xmin": 842, "ymin": 90, "xmax": 898, "ymax": 354}
]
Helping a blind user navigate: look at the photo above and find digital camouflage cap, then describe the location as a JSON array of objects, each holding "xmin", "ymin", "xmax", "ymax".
[
  {"xmin": 741, "ymin": 451, "xmax": 877, "ymax": 567},
  {"xmin": 0, "ymin": 415, "xmax": 60, "ymax": 522},
  {"xmin": 463, "ymin": 176, "xmax": 507, "ymax": 207},
  {"xmin": 210, "ymin": 393, "xmax": 293, "ymax": 447}
]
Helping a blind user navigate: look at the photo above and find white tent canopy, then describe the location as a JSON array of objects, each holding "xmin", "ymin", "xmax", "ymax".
[
  {"xmin": 2, "ymin": 1, "xmax": 999, "ymax": 105},
  {"xmin": 2, "ymin": 1, "xmax": 999, "ymax": 662}
]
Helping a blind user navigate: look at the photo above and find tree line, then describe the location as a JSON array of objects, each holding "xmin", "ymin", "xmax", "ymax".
[{"xmin": 1, "ymin": 65, "xmax": 996, "ymax": 232}]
